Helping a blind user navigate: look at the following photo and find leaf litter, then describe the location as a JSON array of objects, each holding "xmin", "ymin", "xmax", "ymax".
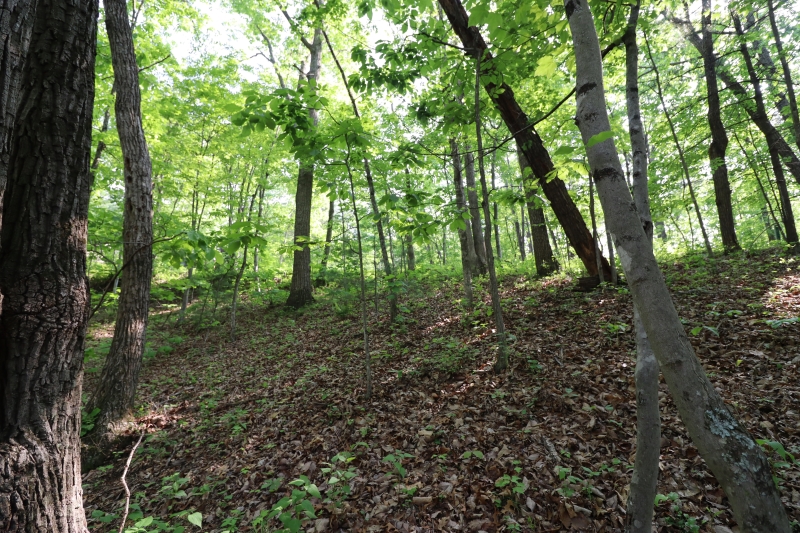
[{"xmin": 83, "ymin": 250, "xmax": 800, "ymax": 532}]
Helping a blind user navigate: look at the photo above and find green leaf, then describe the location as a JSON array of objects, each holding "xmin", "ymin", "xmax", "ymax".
[
  {"xmin": 554, "ymin": 145, "xmax": 575, "ymax": 156},
  {"xmin": 535, "ymin": 56, "xmax": 557, "ymax": 77},
  {"xmin": 187, "ymin": 512, "xmax": 202, "ymax": 527},
  {"xmin": 135, "ymin": 517, "xmax": 154, "ymax": 527},
  {"xmin": 586, "ymin": 130, "xmax": 614, "ymax": 148}
]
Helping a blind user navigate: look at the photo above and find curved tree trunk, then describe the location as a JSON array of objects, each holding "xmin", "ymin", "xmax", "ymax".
[
  {"xmin": 437, "ymin": 0, "xmax": 611, "ymax": 279},
  {"xmin": 88, "ymin": 0, "xmax": 154, "ymax": 446},
  {"xmin": 566, "ymin": 1, "xmax": 790, "ymax": 529},
  {"xmin": 286, "ymin": 28, "xmax": 322, "ymax": 308},
  {"xmin": 621, "ymin": 5, "xmax": 660, "ymax": 532},
  {"xmin": 0, "ymin": 1, "xmax": 97, "ymax": 530}
]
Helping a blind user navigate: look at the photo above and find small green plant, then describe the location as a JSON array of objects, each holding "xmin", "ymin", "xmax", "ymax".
[
  {"xmin": 159, "ymin": 473, "xmax": 190, "ymax": 500},
  {"xmin": 383, "ymin": 451, "xmax": 414, "ymax": 478},
  {"xmin": 656, "ymin": 492, "xmax": 700, "ymax": 533},
  {"xmin": 251, "ymin": 475, "xmax": 321, "ymax": 533},
  {"xmin": 765, "ymin": 317, "xmax": 799, "ymax": 328},
  {"xmin": 526, "ymin": 358, "xmax": 543, "ymax": 373},
  {"xmin": 603, "ymin": 322, "xmax": 628, "ymax": 335},
  {"xmin": 757, "ymin": 439, "xmax": 798, "ymax": 488},
  {"xmin": 321, "ymin": 451, "xmax": 358, "ymax": 508},
  {"xmin": 81, "ymin": 407, "xmax": 101, "ymax": 437},
  {"xmin": 460, "ymin": 450, "xmax": 485, "ymax": 460}
]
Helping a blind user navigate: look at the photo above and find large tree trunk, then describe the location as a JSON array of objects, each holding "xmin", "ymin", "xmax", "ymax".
[
  {"xmin": 88, "ymin": 0, "xmax": 155, "ymax": 446},
  {"xmin": 464, "ymin": 148, "xmax": 488, "ymax": 275},
  {"xmin": 566, "ymin": 1, "xmax": 791, "ymax": 530},
  {"xmin": 621, "ymin": 5, "xmax": 660, "ymax": 532},
  {"xmin": 518, "ymin": 151, "xmax": 557, "ymax": 276},
  {"xmin": 286, "ymin": 29, "xmax": 322, "ymax": 308},
  {"xmin": 0, "ymin": 0, "xmax": 98, "ymax": 530},
  {"xmin": 766, "ymin": 0, "xmax": 800, "ymax": 151},
  {"xmin": 438, "ymin": 0, "xmax": 610, "ymax": 279},
  {"xmin": 732, "ymin": 12, "xmax": 799, "ymax": 249},
  {"xmin": 450, "ymin": 140, "xmax": 475, "ymax": 307},
  {"xmin": 697, "ymin": 0, "xmax": 739, "ymax": 251}
]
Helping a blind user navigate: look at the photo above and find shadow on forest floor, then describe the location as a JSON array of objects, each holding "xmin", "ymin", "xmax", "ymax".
[{"xmin": 82, "ymin": 248, "xmax": 800, "ymax": 532}]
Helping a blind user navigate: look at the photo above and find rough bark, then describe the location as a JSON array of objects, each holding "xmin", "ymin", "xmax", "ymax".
[
  {"xmin": 0, "ymin": 0, "xmax": 97, "ymax": 530},
  {"xmin": 464, "ymin": 148, "xmax": 488, "ymax": 275},
  {"xmin": 698, "ymin": 0, "xmax": 739, "ymax": 251},
  {"xmin": 566, "ymin": 0, "xmax": 791, "ymax": 529},
  {"xmin": 88, "ymin": 0, "xmax": 155, "ymax": 446},
  {"xmin": 450, "ymin": 140, "xmax": 475, "ymax": 307},
  {"xmin": 438, "ymin": 0, "xmax": 610, "ymax": 279},
  {"xmin": 621, "ymin": 5, "xmax": 660, "ymax": 532},
  {"xmin": 518, "ymin": 151, "xmax": 557, "ymax": 276},
  {"xmin": 732, "ymin": 12, "xmax": 799, "ymax": 249},
  {"xmin": 286, "ymin": 28, "xmax": 322, "ymax": 309}
]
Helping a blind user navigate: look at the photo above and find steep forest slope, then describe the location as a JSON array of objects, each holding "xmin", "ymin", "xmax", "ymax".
[{"xmin": 83, "ymin": 250, "xmax": 800, "ymax": 532}]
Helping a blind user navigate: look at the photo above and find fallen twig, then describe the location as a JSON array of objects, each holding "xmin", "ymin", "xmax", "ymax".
[{"xmin": 118, "ymin": 432, "xmax": 145, "ymax": 533}]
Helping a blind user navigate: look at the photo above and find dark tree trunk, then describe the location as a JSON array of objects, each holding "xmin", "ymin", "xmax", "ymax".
[
  {"xmin": 0, "ymin": 0, "xmax": 98, "ymax": 530},
  {"xmin": 514, "ymin": 218, "xmax": 526, "ymax": 261},
  {"xmin": 286, "ymin": 29, "xmax": 322, "ymax": 308},
  {"xmin": 766, "ymin": 0, "xmax": 800, "ymax": 151},
  {"xmin": 490, "ymin": 151, "xmax": 501, "ymax": 260},
  {"xmin": 732, "ymin": 12, "xmax": 799, "ymax": 249},
  {"xmin": 450, "ymin": 140, "xmax": 475, "ymax": 307},
  {"xmin": 438, "ymin": 0, "xmax": 610, "ymax": 279},
  {"xmin": 518, "ymin": 151, "xmax": 557, "ymax": 276},
  {"xmin": 317, "ymin": 198, "xmax": 335, "ymax": 285},
  {"xmin": 698, "ymin": 0, "xmax": 739, "ymax": 251},
  {"xmin": 88, "ymin": 0, "xmax": 155, "ymax": 445},
  {"xmin": 464, "ymin": 148, "xmax": 488, "ymax": 275},
  {"xmin": 405, "ymin": 233, "xmax": 416, "ymax": 271}
]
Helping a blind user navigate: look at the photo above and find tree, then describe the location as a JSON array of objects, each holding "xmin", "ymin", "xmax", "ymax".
[
  {"xmin": 0, "ymin": 0, "xmax": 98, "ymax": 529},
  {"xmin": 87, "ymin": 0, "xmax": 155, "ymax": 451},
  {"xmin": 565, "ymin": 0, "xmax": 790, "ymax": 528}
]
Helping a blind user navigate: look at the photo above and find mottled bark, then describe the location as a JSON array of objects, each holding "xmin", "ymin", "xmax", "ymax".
[
  {"xmin": 88, "ymin": 0, "xmax": 154, "ymax": 443},
  {"xmin": 438, "ymin": 0, "xmax": 610, "ymax": 279},
  {"xmin": 286, "ymin": 29, "xmax": 322, "ymax": 308},
  {"xmin": 566, "ymin": 0, "xmax": 790, "ymax": 529},
  {"xmin": 464, "ymin": 148, "xmax": 488, "ymax": 275},
  {"xmin": 0, "ymin": 0, "xmax": 98, "ymax": 530},
  {"xmin": 621, "ymin": 5, "xmax": 660, "ymax": 532}
]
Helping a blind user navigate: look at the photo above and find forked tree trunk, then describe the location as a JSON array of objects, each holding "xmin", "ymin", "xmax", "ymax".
[
  {"xmin": 438, "ymin": 0, "xmax": 611, "ymax": 279},
  {"xmin": 87, "ymin": 0, "xmax": 155, "ymax": 446},
  {"xmin": 464, "ymin": 148, "xmax": 488, "ymax": 275},
  {"xmin": 0, "ymin": 1, "xmax": 98, "ymax": 530},
  {"xmin": 621, "ymin": 4, "xmax": 660, "ymax": 532},
  {"xmin": 451, "ymin": 140, "xmax": 475, "ymax": 308},
  {"xmin": 518, "ymin": 151, "xmax": 557, "ymax": 276},
  {"xmin": 286, "ymin": 28, "xmax": 322, "ymax": 308},
  {"xmin": 566, "ymin": 1, "xmax": 790, "ymax": 529}
]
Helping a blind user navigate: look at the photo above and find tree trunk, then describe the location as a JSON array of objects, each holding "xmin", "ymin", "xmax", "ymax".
[
  {"xmin": 518, "ymin": 151, "xmax": 557, "ymax": 276},
  {"xmin": 464, "ymin": 148, "xmax": 488, "ymax": 275},
  {"xmin": 514, "ymin": 219, "xmax": 526, "ymax": 261},
  {"xmin": 317, "ymin": 198, "xmax": 335, "ymax": 286},
  {"xmin": 698, "ymin": 0, "xmax": 739, "ymax": 251},
  {"xmin": 286, "ymin": 29, "xmax": 322, "ymax": 309},
  {"xmin": 450, "ymin": 140, "xmax": 475, "ymax": 308},
  {"xmin": 566, "ymin": 1, "xmax": 790, "ymax": 529},
  {"xmin": 88, "ymin": 0, "xmax": 154, "ymax": 444},
  {"xmin": 438, "ymin": 0, "xmax": 610, "ymax": 279},
  {"xmin": 405, "ymin": 233, "xmax": 416, "ymax": 271},
  {"xmin": 490, "ymin": 151, "xmax": 501, "ymax": 260},
  {"xmin": 731, "ymin": 12, "xmax": 799, "ymax": 249},
  {"xmin": 644, "ymin": 32, "xmax": 713, "ymax": 255},
  {"xmin": 621, "ymin": 5, "xmax": 660, "ymax": 532},
  {"xmin": 766, "ymin": 0, "xmax": 800, "ymax": 151},
  {"xmin": 0, "ymin": 0, "xmax": 97, "ymax": 530}
]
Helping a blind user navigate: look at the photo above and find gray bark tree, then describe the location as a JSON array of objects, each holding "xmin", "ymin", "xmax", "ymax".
[
  {"xmin": 565, "ymin": 0, "xmax": 790, "ymax": 530},
  {"xmin": 0, "ymin": 0, "xmax": 98, "ymax": 529},
  {"xmin": 464, "ymin": 148, "xmax": 488, "ymax": 275},
  {"xmin": 450, "ymin": 139, "xmax": 476, "ymax": 307}
]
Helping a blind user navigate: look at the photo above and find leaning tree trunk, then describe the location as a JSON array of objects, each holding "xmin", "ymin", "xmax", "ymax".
[
  {"xmin": 621, "ymin": 4, "xmax": 660, "ymax": 532},
  {"xmin": 0, "ymin": 1, "xmax": 98, "ymax": 530},
  {"xmin": 766, "ymin": 0, "xmax": 800, "ymax": 151},
  {"xmin": 286, "ymin": 28, "xmax": 322, "ymax": 308},
  {"xmin": 464, "ymin": 148, "xmax": 488, "ymax": 275},
  {"xmin": 87, "ymin": 0, "xmax": 155, "ymax": 447},
  {"xmin": 438, "ymin": 0, "xmax": 611, "ymax": 279},
  {"xmin": 732, "ymin": 12, "xmax": 799, "ymax": 249},
  {"xmin": 451, "ymin": 140, "xmax": 476, "ymax": 307},
  {"xmin": 518, "ymin": 151, "xmax": 557, "ymax": 276},
  {"xmin": 566, "ymin": 1, "xmax": 791, "ymax": 530},
  {"xmin": 698, "ymin": 0, "xmax": 739, "ymax": 251}
]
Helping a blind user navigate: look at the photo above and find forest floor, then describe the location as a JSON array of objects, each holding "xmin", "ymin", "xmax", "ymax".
[{"xmin": 83, "ymin": 249, "xmax": 800, "ymax": 533}]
